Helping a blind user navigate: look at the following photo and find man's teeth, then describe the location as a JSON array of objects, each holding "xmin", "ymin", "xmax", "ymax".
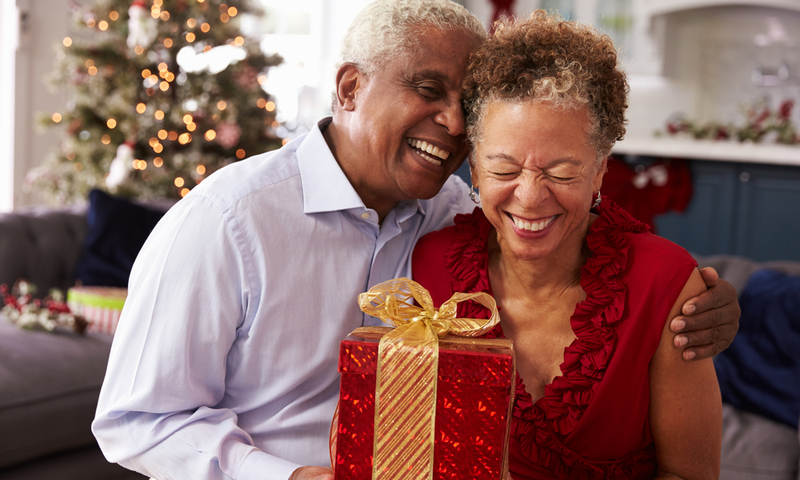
[
  {"xmin": 512, "ymin": 215, "xmax": 555, "ymax": 232},
  {"xmin": 406, "ymin": 138, "xmax": 450, "ymax": 166}
]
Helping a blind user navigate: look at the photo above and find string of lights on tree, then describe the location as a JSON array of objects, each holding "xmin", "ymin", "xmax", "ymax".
[{"xmin": 29, "ymin": 0, "xmax": 284, "ymax": 204}]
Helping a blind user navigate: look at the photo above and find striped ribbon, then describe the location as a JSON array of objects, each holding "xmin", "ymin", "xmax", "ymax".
[{"xmin": 357, "ymin": 278, "xmax": 499, "ymax": 480}]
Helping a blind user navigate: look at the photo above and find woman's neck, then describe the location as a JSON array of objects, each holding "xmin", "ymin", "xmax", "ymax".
[{"xmin": 487, "ymin": 215, "xmax": 595, "ymax": 302}]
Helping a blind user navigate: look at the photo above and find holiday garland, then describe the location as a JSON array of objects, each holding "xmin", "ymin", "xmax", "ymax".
[{"xmin": 658, "ymin": 99, "xmax": 799, "ymax": 145}]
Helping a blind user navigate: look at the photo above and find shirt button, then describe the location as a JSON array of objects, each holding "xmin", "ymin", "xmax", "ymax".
[{"xmin": 360, "ymin": 212, "xmax": 370, "ymax": 220}]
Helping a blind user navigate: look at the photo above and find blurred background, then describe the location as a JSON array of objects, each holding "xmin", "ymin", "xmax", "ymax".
[{"xmin": 2, "ymin": 0, "xmax": 799, "ymax": 259}]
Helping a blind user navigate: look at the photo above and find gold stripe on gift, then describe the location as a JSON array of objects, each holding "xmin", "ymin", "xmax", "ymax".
[{"xmin": 357, "ymin": 278, "xmax": 499, "ymax": 480}]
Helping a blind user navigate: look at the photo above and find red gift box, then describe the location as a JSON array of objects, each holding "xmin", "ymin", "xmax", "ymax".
[{"xmin": 333, "ymin": 326, "xmax": 515, "ymax": 479}]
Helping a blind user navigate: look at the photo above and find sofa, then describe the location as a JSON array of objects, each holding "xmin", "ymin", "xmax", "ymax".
[
  {"xmin": 692, "ymin": 254, "xmax": 800, "ymax": 480},
  {"xmin": 0, "ymin": 206, "xmax": 146, "ymax": 479},
  {"xmin": 0, "ymin": 191, "xmax": 169, "ymax": 480},
  {"xmin": 0, "ymin": 198, "xmax": 798, "ymax": 479}
]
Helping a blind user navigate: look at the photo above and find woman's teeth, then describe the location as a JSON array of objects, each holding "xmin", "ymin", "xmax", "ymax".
[
  {"xmin": 512, "ymin": 215, "xmax": 555, "ymax": 232},
  {"xmin": 407, "ymin": 138, "xmax": 450, "ymax": 166}
]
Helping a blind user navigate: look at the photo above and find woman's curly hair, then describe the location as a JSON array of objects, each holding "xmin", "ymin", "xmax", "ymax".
[{"xmin": 463, "ymin": 10, "xmax": 628, "ymax": 163}]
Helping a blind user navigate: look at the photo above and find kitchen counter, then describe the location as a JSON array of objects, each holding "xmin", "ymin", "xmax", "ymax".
[{"xmin": 612, "ymin": 137, "xmax": 800, "ymax": 167}]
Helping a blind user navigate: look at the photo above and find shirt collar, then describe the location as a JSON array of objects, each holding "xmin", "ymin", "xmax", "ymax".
[
  {"xmin": 298, "ymin": 118, "xmax": 365, "ymax": 214},
  {"xmin": 297, "ymin": 117, "xmax": 425, "ymax": 218}
]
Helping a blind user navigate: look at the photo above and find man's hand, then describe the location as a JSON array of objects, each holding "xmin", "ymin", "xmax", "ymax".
[
  {"xmin": 670, "ymin": 266, "xmax": 740, "ymax": 361},
  {"xmin": 289, "ymin": 466, "xmax": 334, "ymax": 480}
]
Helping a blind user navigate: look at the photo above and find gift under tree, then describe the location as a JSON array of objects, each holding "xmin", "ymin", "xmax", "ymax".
[{"xmin": 30, "ymin": 0, "xmax": 283, "ymax": 204}]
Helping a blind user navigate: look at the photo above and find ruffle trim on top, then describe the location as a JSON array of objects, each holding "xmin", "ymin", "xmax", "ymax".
[
  {"xmin": 445, "ymin": 207, "xmax": 496, "ymax": 321},
  {"xmin": 445, "ymin": 200, "xmax": 656, "ymax": 478}
]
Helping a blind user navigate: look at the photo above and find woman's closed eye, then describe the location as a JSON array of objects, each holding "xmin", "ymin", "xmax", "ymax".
[
  {"xmin": 544, "ymin": 167, "xmax": 583, "ymax": 182},
  {"xmin": 489, "ymin": 170, "xmax": 519, "ymax": 178},
  {"xmin": 546, "ymin": 174, "xmax": 577, "ymax": 182}
]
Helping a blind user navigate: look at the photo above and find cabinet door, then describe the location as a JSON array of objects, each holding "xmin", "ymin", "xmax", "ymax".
[
  {"xmin": 654, "ymin": 161, "xmax": 738, "ymax": 255},
  {"xmin": 735, "ymin": 164, "xmax": 800, "ymax": 262}
]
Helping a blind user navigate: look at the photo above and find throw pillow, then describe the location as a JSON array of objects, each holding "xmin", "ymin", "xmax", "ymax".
[
  {"xmin": 74, "ymin": 189, "xmax": 167, "ymax": 287},
  {"xmin": 714, "ymin": 268, "xmax": 800, "ymax": 429}
]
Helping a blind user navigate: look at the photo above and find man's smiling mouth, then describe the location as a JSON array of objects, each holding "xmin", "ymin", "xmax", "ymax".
[{"xmin": 407, "ymin": 138, "xmax": 451, "ymax": 166}]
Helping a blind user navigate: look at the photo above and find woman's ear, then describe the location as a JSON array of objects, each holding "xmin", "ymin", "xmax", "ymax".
[
  {"xmin": 593, "ymin": 157, "xmax": 608, "ymax": 192},
  {"xmin": 469, "ymin": 158, "xmax": 479, "ymax": 188},
  {"xmin": 334, "ymin": 63, "xmax": 361, "ymax": 112}
]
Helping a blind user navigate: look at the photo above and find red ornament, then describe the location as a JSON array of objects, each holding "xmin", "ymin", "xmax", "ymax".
[
  {"xmin": 489, "ymin": 0, "xmax": 516, "ymax": 27},
  {"xmin": 216, "ymin": 122, "xmax": 242, "ymax": 149},
  {"xmin": 779, "ymin": 99, "xmax": 794, "ymax": 121}
]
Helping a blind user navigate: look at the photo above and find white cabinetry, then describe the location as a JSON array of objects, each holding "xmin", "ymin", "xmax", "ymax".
[{"xmin": 645, "ymin": 0, "xmax": 800, "ymax": 16}]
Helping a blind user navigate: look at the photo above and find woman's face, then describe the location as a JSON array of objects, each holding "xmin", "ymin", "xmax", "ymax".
[{"xmin": 472, "ymin": 101, "xmax": 605, "ymax": 262}]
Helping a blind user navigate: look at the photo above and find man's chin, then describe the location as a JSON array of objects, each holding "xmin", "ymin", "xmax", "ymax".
[{"xmin": 402, "ymin": 183, "xmax": 448, "ymax": 201}]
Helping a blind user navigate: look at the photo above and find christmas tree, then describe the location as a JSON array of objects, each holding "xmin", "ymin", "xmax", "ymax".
[{"xmin": 30, "ymin": 0, "xmax": 283, "ymax": 204}]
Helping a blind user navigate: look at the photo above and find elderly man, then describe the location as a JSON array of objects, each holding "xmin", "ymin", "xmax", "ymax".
[{"xmin": 92, "ymin": 1, "xmax": 740, "ymax": 480}]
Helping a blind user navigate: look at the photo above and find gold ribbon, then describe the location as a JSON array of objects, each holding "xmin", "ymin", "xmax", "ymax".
[{"xmin": 358, "ymin": 277, "xmax": 499, "ymax": 480}]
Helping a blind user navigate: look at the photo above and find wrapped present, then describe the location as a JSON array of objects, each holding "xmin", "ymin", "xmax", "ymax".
[
  {"xmin": 67, "ymin": 286, "xmax": 127, "ymax": 334},
  {"xmin": 331, "ymin": 278, "xmax": 515, "ymax": 480}
]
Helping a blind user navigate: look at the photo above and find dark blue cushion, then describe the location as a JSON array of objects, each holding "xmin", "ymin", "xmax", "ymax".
[
  {"xmin": 74, "ymin": 189, "xmax": 165, "ymax": 287},
  {"xmin": 715, "ymin": 269, "xmax": 800, "ymax": 429}
]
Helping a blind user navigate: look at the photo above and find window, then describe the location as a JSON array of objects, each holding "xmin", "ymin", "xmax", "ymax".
[{"xmin": 0, "ymin": 1, "xmax": 18, "ymax": 211}]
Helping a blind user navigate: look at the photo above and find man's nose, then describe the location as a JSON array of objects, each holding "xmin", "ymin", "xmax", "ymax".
[{"xmin": 434, "ymin": 100, "xmax": 466, "ymax": 137}]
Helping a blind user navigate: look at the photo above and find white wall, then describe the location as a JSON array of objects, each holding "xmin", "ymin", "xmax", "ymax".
[
  {"xmin": 0, "ymin": 1, "xmax": 19, "ymax": 212},
  {"xmin": 12, "ymin": 0, "xmax": 74, "ymax": 209}
]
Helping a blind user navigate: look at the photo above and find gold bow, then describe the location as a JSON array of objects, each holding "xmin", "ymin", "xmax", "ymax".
[{"xmin": 357, "ymin": 277, "xmax": 499, "ymax": 480}]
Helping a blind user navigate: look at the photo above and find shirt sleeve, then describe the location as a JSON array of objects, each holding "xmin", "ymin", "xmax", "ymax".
[
  {"xmin": 419, "ymin": 174, "xmax": 475, "ymax": 235},
  {"xmin": 447, "ymin": 174, "xmax": 476, "ymax": 217},
  {"xmin": 92, "ymin": 194, "xmax": 300, "ymax": 480}
]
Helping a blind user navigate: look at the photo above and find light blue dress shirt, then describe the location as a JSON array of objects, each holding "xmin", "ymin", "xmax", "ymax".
[{"xmin": 92, "ymin": 118, "xmax": 474, "ymax": 480}]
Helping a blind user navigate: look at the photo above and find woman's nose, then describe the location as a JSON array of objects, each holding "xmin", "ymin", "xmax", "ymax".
[{"xmin": 515, "ymin": 173, "xmax": 548, "ymax": 206}]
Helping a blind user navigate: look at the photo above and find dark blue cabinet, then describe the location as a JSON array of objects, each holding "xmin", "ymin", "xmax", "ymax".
[
  {"xmin": 734, "ymin": 164, "xmax": 800, "ymax": 261},
  {"xmin": 655, "ymin": 160, "xmax": 800, "ymax": 262}
]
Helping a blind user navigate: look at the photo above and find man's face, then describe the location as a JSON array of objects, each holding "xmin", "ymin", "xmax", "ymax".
[{"xmin": 346, "ymin": 27, "xmax": 480, "ymax": 205}]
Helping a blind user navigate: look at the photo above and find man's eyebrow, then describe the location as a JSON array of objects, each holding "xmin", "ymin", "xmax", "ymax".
[{"xmin": 407, "ymin": 69, "xmax": 451, "ymax": 84}]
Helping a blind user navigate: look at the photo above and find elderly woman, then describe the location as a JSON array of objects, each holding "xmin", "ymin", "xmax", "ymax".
[{"xmin": 412, "ymin": 11, "xmax": 721, "ymax": 479}]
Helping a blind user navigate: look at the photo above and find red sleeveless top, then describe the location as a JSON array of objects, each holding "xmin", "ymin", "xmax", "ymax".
[{"xmin": 412, "ymin": 199, "xmax": 697, "ymax": 479}]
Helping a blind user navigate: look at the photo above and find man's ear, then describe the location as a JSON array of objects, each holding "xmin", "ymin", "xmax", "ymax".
[{"xmin": 335, "ymin": 63, "xmax": 362, "ymax": 112}]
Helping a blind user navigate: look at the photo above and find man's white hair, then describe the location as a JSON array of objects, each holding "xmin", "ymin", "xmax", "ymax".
[{"xmin": 340, "ymin": 0, "xmax": 487, "ymax": 76}]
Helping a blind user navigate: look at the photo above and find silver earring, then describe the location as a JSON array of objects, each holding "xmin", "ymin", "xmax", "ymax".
[
  {"xmin": 592, "ymin": 190, "xmax": 602, "ymax": 209},
  {"xmin": 469, "ymin": 185, "xmax": 480, "ymax": 204}
]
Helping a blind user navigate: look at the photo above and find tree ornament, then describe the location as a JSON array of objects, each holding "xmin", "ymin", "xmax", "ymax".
[
  {"xmin": 216, "ymin": 122, "xmax": 242, "ymax": 149},
  {"xmin": 127, "ymin": 0, "xmax": 159, "ymax": 49},
  {"xmin": 235, "ymin": 64, "xmax": 259, "ymax": 91},
  {"xmin": 106, "ymin": 142, "xmax": 135, "ymax": 191}
]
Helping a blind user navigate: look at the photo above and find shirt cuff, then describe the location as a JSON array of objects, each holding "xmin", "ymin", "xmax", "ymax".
[{"xmin": 238, "ymin": 450, "xmax": 302, "ymax": 480}]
